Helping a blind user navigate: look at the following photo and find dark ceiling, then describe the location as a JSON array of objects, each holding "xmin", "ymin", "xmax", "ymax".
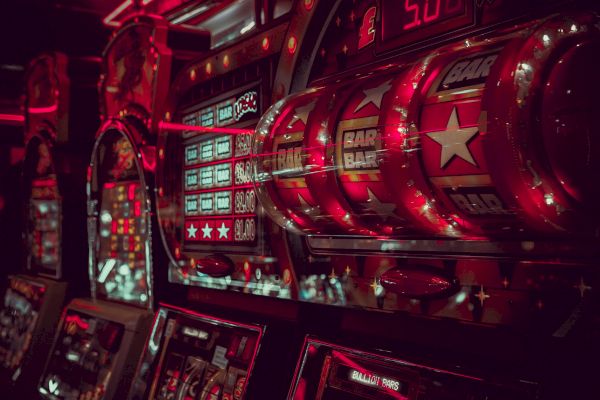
[{"xmin": 0, "ymin": 0, "xmax": 120, "ymax": 108}]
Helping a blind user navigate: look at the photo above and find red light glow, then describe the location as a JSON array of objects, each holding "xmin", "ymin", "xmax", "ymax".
[
  {"xmin": 261, "ymin": 37, "xmax": 270, "ymax": 51},
  {"xmin": 288, "ymin": 36, "xmax": 298, "ymax": 55},
  {"xmin": 304, "ymin": 0, "xmax": 315, "ymax": 11},
  {"xmin": 0, "ymin": 113, "xmax": 25, "ymax": 123},
  {"xmin": 65, "ymin": 314, "xmax": 90, "ymax": 330},
  {"xmin": 128, "ymin": 183, "xmax": 136, "ymax": 201},
  {"xmin": 28, "ymin": 104, "xmax": 58, "ymax": 114}
]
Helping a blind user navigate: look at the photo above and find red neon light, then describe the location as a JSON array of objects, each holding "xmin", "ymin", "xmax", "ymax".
[
  {"xmin": 134, "ymin": 201, "xmax": 141, "ymax": 217},
  {"xmin": 112, "ymin": 220, "xmax": 118, "ymax": 234},
  {"xmin": 32, "ymin": 178, "xmax": 58, "ymax": 188},
  {"xmin": 28, "ymin": 104, "xmax": 58, "ymax": 114},
  {"xmin": 65, "ymin": 314, "xmax": 90, "ymax": 330},
  {"xmin": 104, "ymin": 182, "xmax": 117, "ymax": 189},
  {"xmin": 159, "ymin": 121, "xmax": 254, "ymax": 136},
  {"xmin": 304, "ymin": 0, "xmax": 315, "ymax": 11},
  {"xmin": 401, "ymin": 0, "xmax": 464, "ymax": 31},
  {"xmin": 0, "ymin": 113, "xmax": 24, "ymax": 123}
]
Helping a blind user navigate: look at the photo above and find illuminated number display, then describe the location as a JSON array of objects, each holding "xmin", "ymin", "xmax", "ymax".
[{"xmin": 381, "ymin": 0, "xmax": 472, "ymax": 46}]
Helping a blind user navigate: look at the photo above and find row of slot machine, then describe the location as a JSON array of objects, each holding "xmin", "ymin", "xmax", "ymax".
[{"xmin": 1, "ymin": 0, "xmax": 599, "ymax": 399}]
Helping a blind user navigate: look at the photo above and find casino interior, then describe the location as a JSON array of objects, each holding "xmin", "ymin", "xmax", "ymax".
[{"xmin": 0, "ymin": 0, "xmax": 599, "ymax": 399}]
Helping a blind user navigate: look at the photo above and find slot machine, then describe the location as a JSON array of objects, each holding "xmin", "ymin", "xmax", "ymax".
[
  {"xmin": 130, "ymin": 4, "xmax": 300, "ymax": 398},
  {"xmin": 37, "ymin": 16, "xmax": 209, "ymax": 400},
  {"xmin": 252, "ymin": 0, "xmax": 600, "ymax": 399},
  {"xmin": 0, "ymin": 52, "xmax": 99, "ymax": 395}
]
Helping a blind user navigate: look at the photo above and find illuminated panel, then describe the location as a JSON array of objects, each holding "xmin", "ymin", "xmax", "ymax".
[
  {"xmin": 93, "ymin": 132, "xmax": 150, "ymax": 307},
  {"xmin": 181, "ymin": 90, "xmax": 258, "ymax": 250},
  {"xmin": 289, "ymin": 339, "xmax": 537, "ymax": 399},
  {"xmin": 0, "ymin": 277, "xmax": 46, "ymax": 372},
  {"xmin": 38, "ymin": 310, "xmax": 124, "ymax": 399},
  {"xmin": 97, "ymin": 181, "xmax": 148, "ymax": 303},
  {"xmin": 24, "ymin": 138, "xmax": 62, "ymax": 276},
  {"xmin": 29, "ymin": 177, "xmax": 61, "ymax": 274},
  {"xmin": 133, "ymin": 305, "xmax": 263, "ymax": 400},
  {"xmin": 380, "ymin": 0, "xmax": 474, "ymax": 46}
]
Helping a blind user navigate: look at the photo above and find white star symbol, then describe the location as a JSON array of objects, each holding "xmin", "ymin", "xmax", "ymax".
[
  {"xmin": 201, "ymin": 223, "xmax": 212, "ymax": 239},
  {"xmin": 288, "ymin": 101, "xmax": 316, "ymax": 127},
  {"xmin": 426, "ymin": 107, "xmax": 479, "ymax": 168},
  {"xmin": 360, "ymin": 188, "xmax": 396, "ymax": 220},
  {"xmin": 298, "ymin": 193, "xmax": 322, "ymax": 220},
  {"xmin": 354, "ymin": 80, "xmax": 392, "ymax": 112},
  {"xmin": 574, "ymin": 276, "xmax": 592, "ymax": 298},
  {"xmin": 217, "ymin": 222, "xmax": 230, "ymax": 239},
  {"xmin": 187, "ymin": 223, "xmax": 198, "ymax": 239}
]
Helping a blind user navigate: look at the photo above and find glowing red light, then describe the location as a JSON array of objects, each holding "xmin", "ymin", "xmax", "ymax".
[
  {"xmin": 65, "ymin": 315, "xmax": 90, "ymax": 330},
  {"xmin": 287, "ymin": 36, "xmax": 298, "ymax": 55},
  {"xmin": 128, "ymin": 183, "xmax": 136, "ymax": 201},
  {"xmin": 0, "ymin": 113, "xmax": 24, "ymax": 123},
  {"xmin": 261, "ymin": 37, "xmax": 270, "ymax": 51},
  {"xmin": 304, "ymin": 0, "xmax": 315, "ymax": 10},
  {"xmin": 28, "ymin": 104, "xmax": 58, "ymax": 114},
  {"xmin": 223, "ymin": 54, "xmax": 230, "ymax": 68},
  {"xmin": 111, "ymin": 221, "xmax": 118, "ymax": 234},
  {"xmin": 134, "ymin": 201, "xmax": 141, "ymax": 217}
]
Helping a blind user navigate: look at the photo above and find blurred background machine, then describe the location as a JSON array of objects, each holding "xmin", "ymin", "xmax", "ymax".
[
  {"xmin": 0, "ymin": 52, "xmax": 99, "ymax": 396},
  {"xmin": 37, "ymin": 17, "xmax": 208, "ymax": 400}
]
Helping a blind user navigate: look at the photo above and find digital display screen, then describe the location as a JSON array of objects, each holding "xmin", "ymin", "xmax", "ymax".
[
  {"xmin": 92, "ymin": 132, "xmax": 150, "ymax": 307},
  {"xmin": 381, "ymin": 0, "xmax": 473, "ymax": 46},
  {"xmin": 39, "ymin": 310, "xmax": 124, "ymax": 400},
  {"xmin": 97, "ymin": 181, "xmax": 148, "ymax": 305},
  {"xmin": 143, "ymin": 310, "xmax": 262, "ymax": 400}
]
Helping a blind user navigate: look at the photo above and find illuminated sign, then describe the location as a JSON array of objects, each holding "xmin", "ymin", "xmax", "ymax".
[
  {"xmin": 181, "ymin": 326, "xmax": 209, "ymax": 340},
  {"xmin": 234, "ymin": 91, "xmax": 258, "ymax": 121},
  {"xmin": 349, "ymin": 369, "xmax": 401, "ymax": 392}
]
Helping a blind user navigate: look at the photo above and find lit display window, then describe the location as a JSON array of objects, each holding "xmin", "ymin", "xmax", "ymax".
[
  {"xmin": 24, "ymin": 138, "xmax": 62, "ymax": 276},
  {"xmin": 91, "ymin": 130, "xmax": 150, "ymax": 307}
]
